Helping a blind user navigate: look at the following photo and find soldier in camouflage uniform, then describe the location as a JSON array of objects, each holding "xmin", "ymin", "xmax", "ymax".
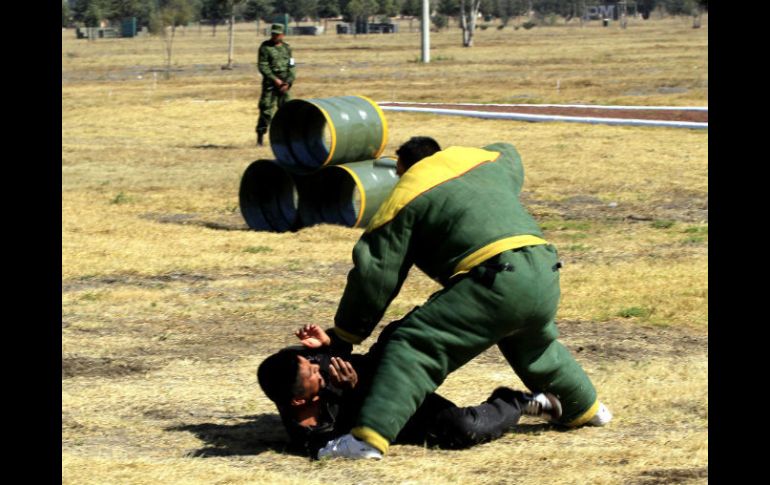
[
  {"xmin": 256, "ymin": 24, "xmax": 296, "ymax": 146},
  {"xmin": 317, "ymin": 137, "xmax": 613, "ymax": 460}
]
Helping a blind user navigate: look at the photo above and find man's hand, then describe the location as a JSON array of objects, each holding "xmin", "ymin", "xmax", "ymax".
[
  {"xmin": 279, "ymin": 83, "xmax": 290, "ymax": 94},
  {"xmin": 328, "ymin": 357, "xmax": 358, "ymax": 389},
  {"xmin": 273, "ymin": 77, "xmax": 284, "ymax": 88},
  {"xmin": 295, "ymin": 324, "xmax": 331, "ymax": 348}
]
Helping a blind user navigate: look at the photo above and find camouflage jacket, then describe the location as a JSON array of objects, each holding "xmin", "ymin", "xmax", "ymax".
[{"xmin": 258, "ymin": 39, "xmax": 296, "ymax": 85}]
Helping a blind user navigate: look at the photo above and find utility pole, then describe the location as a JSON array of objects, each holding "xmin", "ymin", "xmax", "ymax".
[{"xmin": 421, "ymin": 0, "xmax": 430, "ymax": 63}]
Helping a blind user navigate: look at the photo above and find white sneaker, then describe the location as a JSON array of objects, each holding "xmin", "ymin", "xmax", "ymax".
[
  {"xmin": 317, "ymin": 433, "xmax": 383, "ymax": 460},
  {"xmin": 587, "ymin": 402, "xmax": 613, "ymax": 426}
]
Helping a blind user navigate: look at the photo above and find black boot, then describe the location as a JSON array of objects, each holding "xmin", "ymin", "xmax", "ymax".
[
  {"xmin": 257, "ymin": 132, "xmax": 264, "ymax": 146},
  {"xmin": 488, "ymin": 387, "xmax": 562, "ymax": 422}
]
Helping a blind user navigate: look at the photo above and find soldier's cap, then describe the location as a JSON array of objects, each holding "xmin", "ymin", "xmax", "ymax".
[{"xmin": 270, "ymin": 24, "xmax": 284, "ymax": 35}]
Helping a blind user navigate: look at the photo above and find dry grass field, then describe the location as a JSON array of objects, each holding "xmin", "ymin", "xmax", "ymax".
[{"xmin": 62, "ymin": 15, "xmax": 707, "ymax": 485}]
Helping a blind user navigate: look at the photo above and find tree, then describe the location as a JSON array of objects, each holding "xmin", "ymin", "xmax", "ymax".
[
  {"xmin": 377, "ymin": 0, "xmax": 399, "ymax": 17},
  {"xmin": 73, "ymin": 0, "xmax": 113, "ymax": 26},
  {"xmin": 532, "ymin": 0, "xmax": 572, "ymax": 20},
  {"xmin": 317, "ymin": 0, "xmax": 340, "ymax": 18},
  {"xmin": 150, "ymin": 0, "xmax": 195, "ymax": 78},
  {"xmin": 109, "ymin": 0, "xmax": 158, "ymax": 27},
  {"xmin": 400, "ymin": 0, "xmax": 420, "ymax": 16},
  {"xmin": 459, "ymin": 0, "xmax": 482, "ymax": 47},
  {"xmin": 222, "ymin": 0, "xmax": 245, "ymax": 69},
  {"xmin": 243, "ymin": 0, "xmax": 275, "ymax": 34},
  {"xmin": 494, "ymin": 0, "xmax": 527, "ymax": 27},
  {"xmin": 283, "ymin": 0, "xmax": 318, "ymax": 25},
  {"xmin": 63, "ymin": 0, "xmax": 72, "ymax": 27},
  {"xmin": 317, "ymin": 0, "xmax": 340, "ymax": 32},
  {"xmin": 343, "ymin": 0, "xmax": 376, "ymax": 32},
  {"xmin": 200, "ymin": 0, "xmax": 226, "ymax": 35},
  {"xmin": 661, "ymin": 0, "xmax": 695, "ymax": 16},
  {"xmin": 437, "ymin": 0, "xmax": 460, "ymax": 17},
  {"xmin": 84, "ymin": 1, "xmax": 106, "ymax": 26}
]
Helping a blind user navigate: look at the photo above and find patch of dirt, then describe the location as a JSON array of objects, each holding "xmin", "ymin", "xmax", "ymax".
[
  {"xmin": 62, "ymin": 356, "xmax": 157, "ymax": 379},
  {"xmin": 62, "ymin": 271, "xmax": 216, "ymax": 292},
  {"xmin": 139, "ymin": 212, "xmax": 249, "ymax": 231},
  {"xmin": 190, "ymin": 144, "xmax": 238, "ymax": 150},
  {"xmin": 522, "ymin": 191, "xmax": 708, "ymax": 224},
  {"xmin": 560, "ymin": 320, "xmax": 706, "ymax": 364},
  {"xmin": 475, "ymin": 320, "xmax": 706, "ymax": 366},
  {"xmin": 379, "ymin": 103, "xmax": 707, "ymax": 123},
  {"xmin": 627, "ymin": 466, "xmax": 708, "ymax": 484}
]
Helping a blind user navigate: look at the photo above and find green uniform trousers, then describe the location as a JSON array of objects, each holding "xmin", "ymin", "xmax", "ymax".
[
  {"xmin": 355, "ymin": 244, "xmax": 597, "ymax": 443},
  {"xmin": 256, "ymin": 82, "xmax": 291, "ymax": 135}
]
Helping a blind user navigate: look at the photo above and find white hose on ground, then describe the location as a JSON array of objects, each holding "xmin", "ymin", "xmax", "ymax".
[{"xmin": 377, "ymin": 105, "xmax": 708, "ymax": 130}]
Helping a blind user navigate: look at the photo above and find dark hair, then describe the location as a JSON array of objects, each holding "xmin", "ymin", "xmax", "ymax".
[
  {"xmin": 396, "ymin": 137, "xmax": 442, "ymax": 171},
  {"xmin": 257, "ymin": 348, "xmax": 301, "ymax": 406}
]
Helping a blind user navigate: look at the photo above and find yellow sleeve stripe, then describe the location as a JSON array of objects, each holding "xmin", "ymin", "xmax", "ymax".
[
  {"xmin": 566, "ymin": 399, "xmax": 600, "ymax": 427},
  {"xmin": 366, "ymin": 147, "xmax": 500, "ymax": 232},
  {"xmin": 351, "ymin": 426, "xmax": 390, "ymax": 454},
  {"xmin": 452, "ymin": 235, "xmax": 549, "ymax": 277},
  {"xmin": 357, "ymin": 95, "xmax": 389, "ymax": 159},
  {"xmin": 332, "ymin": 326, "xmax": 364, "ymax": 345}
]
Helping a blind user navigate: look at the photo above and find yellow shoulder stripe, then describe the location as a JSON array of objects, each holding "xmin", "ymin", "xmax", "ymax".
[{"xmin": 366, "ymin": 147, "xmax": 500, "ymax": 232}]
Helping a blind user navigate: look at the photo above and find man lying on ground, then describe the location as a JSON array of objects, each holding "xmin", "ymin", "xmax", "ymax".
[{"xmin": 257, "ymin": 323, "xmax": 562, "ymax": 459}]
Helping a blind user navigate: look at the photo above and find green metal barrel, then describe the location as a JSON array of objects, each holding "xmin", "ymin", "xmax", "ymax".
[
  {"xmin": 269, "ymin": 95, "xmax": 389, "ymax": 175},
  {"xmin": 483, "ymin": 142, "xmax": 524, "ymax": 195},
  {"xmin": 298, "ymin": 157, "xmax": 399, "ymax": 229},
  {"xmin": 239, "ymin": 160, "xmax": 303, "ymax": 232}
]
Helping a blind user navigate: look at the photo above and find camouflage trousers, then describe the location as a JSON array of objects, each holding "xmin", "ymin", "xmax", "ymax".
[{"xmin": 256, "ymin": 82, "xmax": 291, "ymax": 135}]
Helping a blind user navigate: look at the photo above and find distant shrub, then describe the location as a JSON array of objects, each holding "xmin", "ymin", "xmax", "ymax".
[
  {"xmin": 617, "ymin": 306, "xmax": 652, "ymax": 319},
  {"xmin": 651, "ymin": 219, "xmax": 675, "ymax": 229},
  {"xmin": 522, "ymin": 21, "xmax": 536, "ymax": 30},
  {"xmin": 431, "ymin": 14, "xmax": 448, "ymax": 30},
  {"xmin": 480, "ymin": 24, "xmax": 489, "ymax": 30}
]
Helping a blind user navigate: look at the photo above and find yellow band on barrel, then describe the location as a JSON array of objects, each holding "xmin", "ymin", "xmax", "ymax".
[
  {"xmin": 335, "ymin": 165, "xmax": 367, "ymax": 228},
  {"xmin": 311, "ymin": 102, "xmax": 337, "ymax": 167},
  {"xmin": 357, "ymin": 95, "xmax": 388, "ymax": 159}
]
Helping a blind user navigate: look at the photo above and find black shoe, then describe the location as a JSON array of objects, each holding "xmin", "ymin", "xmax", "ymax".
[
  {"xmin": 257, "ymin": 133, "xmax": 264, "ymax": 146},
  {"xmin": 488, "ymin": 387, "xmax": 562, "ymax": 422},
  {"xmin": 521, "ymin": 392, "xmax": 563, "ymax": 422}
]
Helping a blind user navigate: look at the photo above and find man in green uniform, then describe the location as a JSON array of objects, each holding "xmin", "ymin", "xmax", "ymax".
[
  {"xmin": 317, "ymin": 137, "xmax": 612, "ymax": 460},
  {"xmin": 256, "ymin": 23, "xmax": 296, "ymax": 146}
]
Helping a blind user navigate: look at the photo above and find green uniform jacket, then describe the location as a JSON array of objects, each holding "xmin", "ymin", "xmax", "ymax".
[
  {"xmin": 257, "ymin": 39, "xmax": 296, "ymax": 85},
  {"xmin": 334, "ymin": 143, "xmax": 546, "ymax": 343}
]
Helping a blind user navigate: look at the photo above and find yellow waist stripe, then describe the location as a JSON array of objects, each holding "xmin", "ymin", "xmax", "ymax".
[{"xmin": 452, "ymin": 235, "xmax": 549, "ymax": 278}]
